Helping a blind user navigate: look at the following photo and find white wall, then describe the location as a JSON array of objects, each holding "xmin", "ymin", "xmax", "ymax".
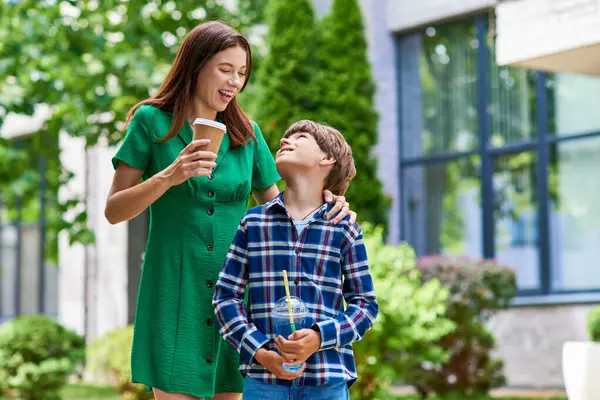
[
  {"xmin": 58, "ymin": 134, "xmax": 129, "ymax": 340},
  {"xmin": 496, "ymin": 0, "xmax": 600, "ymax": 75},
  {"xmin": 387, "ymin": 0, "xmax": 496, "ymax": 32}
]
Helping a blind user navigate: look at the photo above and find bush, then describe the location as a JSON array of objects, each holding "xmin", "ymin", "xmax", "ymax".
[
  {"xmin": 351, "ymin": 225, "xmax": 455, "ymax": 400},
  {"xmin": 408, "ymin": 256, "xmax": 517, "ymax": 398},
  {"xmin": 587, "ymin": 305, "xmax": 600, "ymax": 342},
  {"xmin": 86, "ymin": 325, "xmax": 152, "ymax": 400},
  {"xmin": 0, "ymin": 314, "xmax": 85, "ymax": 399}
]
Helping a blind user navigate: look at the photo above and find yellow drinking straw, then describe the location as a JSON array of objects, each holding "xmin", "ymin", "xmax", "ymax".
[{"xmin": 282, "ymin": 270, "xmax": 296, "ymax": 333}]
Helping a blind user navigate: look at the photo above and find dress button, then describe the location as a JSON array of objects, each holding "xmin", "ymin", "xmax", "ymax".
[
  {"xmin": 208, "ymin": 173, "xmax": 215, "ymax": 180},
  {"xmin": 206, "ymin": 280, "xmax": 213, "ymax": 288},
  {"xmin": 207, "ymin": 318, "xmax": 213, "ymax": 326},
  {"xmin": 207, "ymin": 244, "xmax": 214, "ymax": 251},
  {"xmin": 208, "ymin": 191, "xmax": 215, "ymax": 197},
  {"xmin": 206, "ymin": 356, "xmax": 213, "ymax": 364},
  {"xmin": 207, "ymin": 209, "xmax": 214, "ymax": 216}
]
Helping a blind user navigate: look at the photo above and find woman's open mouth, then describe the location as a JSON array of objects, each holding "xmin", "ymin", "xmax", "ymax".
[{"xmin": 218, "ymin": 90, "xmax": 234, "ymax": 102}]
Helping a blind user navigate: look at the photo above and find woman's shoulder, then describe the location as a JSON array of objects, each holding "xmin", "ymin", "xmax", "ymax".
[{"xmin": 133, "ymin": 104, "xmax": 170, "ymax": 119}]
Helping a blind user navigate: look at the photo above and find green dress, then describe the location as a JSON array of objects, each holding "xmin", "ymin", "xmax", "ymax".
[{"xmin": 111, "ymin": 105, "xmax": 280, "ymax": 398}]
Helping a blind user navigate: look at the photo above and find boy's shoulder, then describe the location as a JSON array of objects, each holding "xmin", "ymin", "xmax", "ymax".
[{"xmin": 240, "ymin": 201, "xmax": 275, "ymax": 225}]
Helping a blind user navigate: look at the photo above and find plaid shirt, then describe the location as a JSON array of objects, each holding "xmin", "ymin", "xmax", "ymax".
[{"xmin": 212, "ymin": 193, "xmax": 378, "ymax": 387}]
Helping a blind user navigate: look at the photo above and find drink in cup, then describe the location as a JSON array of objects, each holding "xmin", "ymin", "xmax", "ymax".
[
  {"xmin": 272, "ymin": 296, "xmax": 308, "ymax": 372},
  {"xmin": 192, "ymin": 118, "xmax": 227, "ymax": 155}
]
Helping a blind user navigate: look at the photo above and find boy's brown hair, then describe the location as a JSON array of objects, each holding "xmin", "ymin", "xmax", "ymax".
[{"xmin": 283, "ymin": 120, "xmax": 356, "ymax": 196}]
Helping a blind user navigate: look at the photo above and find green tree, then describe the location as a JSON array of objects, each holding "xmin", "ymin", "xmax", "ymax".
[
  {"xmin": 253, "ymin": 0, "xmax": 320, "ymax": 152},
  {"xmin": 317, "ymin": 0, "xmax": 389, "ymax": 228},
  {"xmin": 0, "ymin": 1, "xmax": 253, "ymax": 260}
]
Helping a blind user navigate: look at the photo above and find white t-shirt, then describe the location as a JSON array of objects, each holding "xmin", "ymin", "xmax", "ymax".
[{"xmin": 293, "ymin": 219, "xmax": 311, "ymax": 237}]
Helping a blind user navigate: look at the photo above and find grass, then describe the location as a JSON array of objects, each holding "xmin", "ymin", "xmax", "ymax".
[{"xmin": 60, "ymin": 384, "xmax": 119, "ymax": 400}]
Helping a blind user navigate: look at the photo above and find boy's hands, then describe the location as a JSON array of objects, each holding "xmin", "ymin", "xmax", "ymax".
[
  {"xmin": 275, "ymin": 328, "xmax": 322, "ymax": 363},
  {"xmin": 254, "ymin": 348, "xmax": 306, "ymax": 380}
]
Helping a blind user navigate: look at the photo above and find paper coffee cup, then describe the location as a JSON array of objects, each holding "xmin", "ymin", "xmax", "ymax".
[{"xmin": 192, "ymin": 118, "xmax": 227, "ymax": 155}]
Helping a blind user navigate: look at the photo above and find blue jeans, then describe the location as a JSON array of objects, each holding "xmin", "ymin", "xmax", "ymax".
[{"xmin": 243, "ymin": 376, "xmax": 350, "ymax": 400}]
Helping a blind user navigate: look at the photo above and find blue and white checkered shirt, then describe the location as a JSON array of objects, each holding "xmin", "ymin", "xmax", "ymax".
[{"xmin": 212, "ymin": 193, "xmax": 378, "ymax": 387}]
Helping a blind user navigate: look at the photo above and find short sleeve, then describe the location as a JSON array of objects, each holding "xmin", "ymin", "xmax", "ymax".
[
  {"xmin": 112, "ymin": 105, "xmax": 152, "ymax": 172},
  {"xmin": 251, "ymin": 121, "xmax": 281, "ymax": 191}
]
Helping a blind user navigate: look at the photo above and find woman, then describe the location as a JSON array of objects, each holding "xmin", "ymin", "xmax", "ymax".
[{"xmin": 104, "ymin": 21, "xmax": 355, "ymax": 400}]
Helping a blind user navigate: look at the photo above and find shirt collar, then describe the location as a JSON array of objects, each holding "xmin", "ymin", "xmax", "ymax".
[{"xmin": 265, "ymin": 192, "xmax": 331, "ymax": 221}]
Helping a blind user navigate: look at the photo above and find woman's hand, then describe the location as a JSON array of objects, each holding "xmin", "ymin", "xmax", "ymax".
[
  {"xmin": 163, "ymin": 139, "xmax": 217, "ymax": 186},
  {"xmin": 323, "ymin": 190, "xmax": 357, "ymax": 225}
]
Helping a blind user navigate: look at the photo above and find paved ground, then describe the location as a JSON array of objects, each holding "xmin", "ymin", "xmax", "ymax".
[
  {"xmin": 489, "ymin": 388, "xmax": 566, "ymax": 398},
  {"xmin": 391, "ymin": 385, "xmax": 567, "ymax": 398}
]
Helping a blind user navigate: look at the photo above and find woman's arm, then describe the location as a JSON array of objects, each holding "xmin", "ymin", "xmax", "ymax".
[
  {"xmin": 105, "ymin": 139, "xmax": 216, "ymax": 224},
  {"xmin": 105, "ymin": 162, "xmax": 172, "ymax": 224},
  {"xmin": 252, "ymin": 184, "xmax": 280, "ymax": 205}
]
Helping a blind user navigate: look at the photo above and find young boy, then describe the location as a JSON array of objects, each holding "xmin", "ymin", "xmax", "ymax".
[{"xmin": 212, "ymin": 120, "xmax": 378, "ymax": 399}]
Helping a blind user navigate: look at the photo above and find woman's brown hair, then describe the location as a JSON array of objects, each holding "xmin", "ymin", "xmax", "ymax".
[{"xmin": 126, "ymin": 21, "xmax": 255, "ymax": 147}]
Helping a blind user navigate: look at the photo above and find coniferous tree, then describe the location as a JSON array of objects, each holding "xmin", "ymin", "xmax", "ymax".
[
  {"xmin": 254, "ymin": 0, "xmax": 320, "ymax": 151},
  {"xmin": 317, "ymin": 0, "xmax": 389, "ymax": 229}
]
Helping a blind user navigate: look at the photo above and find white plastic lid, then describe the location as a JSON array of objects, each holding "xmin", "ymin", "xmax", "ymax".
[
  {"xmin": 273, "ymin": 296, "xmax": 308, "ymax": 318},
  {"xmin": 193, "ymin": 118, "xmax": 226, "ymax": 132}
]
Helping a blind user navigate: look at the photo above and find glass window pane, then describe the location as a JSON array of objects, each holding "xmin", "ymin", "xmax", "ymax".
[
  {"xmin": 493, "ymin": 152, "xmax": 539, "ymax": 290},
  {"xmin": 549, "ymin": 137, "xmax": 600, "ymax": 290},
  {"xmin": 488, "ymin": 67, "xmax": 538, "ymax": 147},
  {"xmin": 402, "ymin": 157, "xmax": 481, "ymax": 258},
  {"xmin": 1, "ymin": 225, "xmax": 18, "ymax": 317},
  {"xmin": 405, "ymin": 21, "xmax": 479, "ymax": 158},
  {"xmin": 547, "ymin": 73, "xmax": 600, "ymax": 136},
  {"xmin": 20, "ymin": 224, "xmax": 40, "ymax": 315}
]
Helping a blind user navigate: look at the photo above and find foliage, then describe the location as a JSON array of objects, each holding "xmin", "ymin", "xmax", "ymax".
[
  {"xmin": 587, "ymin": 305, "xmax": 600, "ymax": 342},
  {"xmin": 86, "ymin": 325, "xmax": 152, "ymax": 400},
  {"xmin": 409, "ymin": 256, "xmax": 517, "ymax": 398},
  {"xmin": 253, "ymin": 0, "xmax": 320, "ymax": 151},
  {"xmin": 351, "ymin": 225, "xmax": 455, "ymax": 400},
  {"xmin": 316, "ymin": 0, "xmax": 390, "ymax": 229},
  {"xmin": 0, "ymin": 1, "xmax": 257, "ymax": 260},
  {"xmin": 0, "ymin": 315, "xmax": 85, "ymax": 400}
]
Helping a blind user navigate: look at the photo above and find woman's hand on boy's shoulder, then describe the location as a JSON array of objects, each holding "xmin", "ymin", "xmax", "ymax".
[
  {"xmin": 323, "ymin": 191, "xmax": 357, "ymax": 225},
  {"xmin": 254, "ymin": 348, "xmax": 305, "ymax": 380},
  {"xmin": 275, "ymin": 328, "xmax": 322, "ymax": 363}
]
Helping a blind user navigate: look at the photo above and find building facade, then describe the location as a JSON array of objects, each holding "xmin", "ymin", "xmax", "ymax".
[{"xmin": 381, "ymin": 0, "xmax": 600, "ymax": 388}]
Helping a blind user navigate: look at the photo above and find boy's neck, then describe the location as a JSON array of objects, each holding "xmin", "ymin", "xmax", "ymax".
[{"xmin": 282, "ymin": 178, "xmax": 325, "ymax": 221}]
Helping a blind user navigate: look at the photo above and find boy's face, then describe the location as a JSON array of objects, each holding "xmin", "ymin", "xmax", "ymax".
[{"xmin": 275, "ymin": 131, "xmax": 332, "ymax": 174}]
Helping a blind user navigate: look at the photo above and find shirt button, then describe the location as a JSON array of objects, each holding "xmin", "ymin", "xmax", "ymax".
[
  {"xmin": 208, "ymin": 191, "xmax": 215, "ymax": 197},
  {"xmin": 207, "ymin": 209, "xmax": 214, "ymax": 216},
  {"xmin": 208, "ymin": 173, "xmax": 215, "ymax": 180},
  {"xmin": 207, "ymin": 244, "xmax": 214, "ymax": 251},
  {"xmin": 206, "ymin": 356, "xmax": 213, "ymax": 364},
  {"xmin": 206, "ymin": 280, "xmax": 213, "ymax": 288},
  {"xmin": 207, "ymin": 318, "xmax": 213, "ymax": 326}
]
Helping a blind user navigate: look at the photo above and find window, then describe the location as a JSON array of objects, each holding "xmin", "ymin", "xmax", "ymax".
[
  {"xmin": 397, "ymin": 15, "xmax": 600, "ymax": 297},
  {"xmin": 0, "ymin": 138, "xmax": 58, "ymax": 321}
]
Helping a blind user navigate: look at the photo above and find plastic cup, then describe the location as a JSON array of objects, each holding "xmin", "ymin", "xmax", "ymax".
[{"xmin": 272, "ymin": 296, "xmax": 308, "ymax": 372}]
